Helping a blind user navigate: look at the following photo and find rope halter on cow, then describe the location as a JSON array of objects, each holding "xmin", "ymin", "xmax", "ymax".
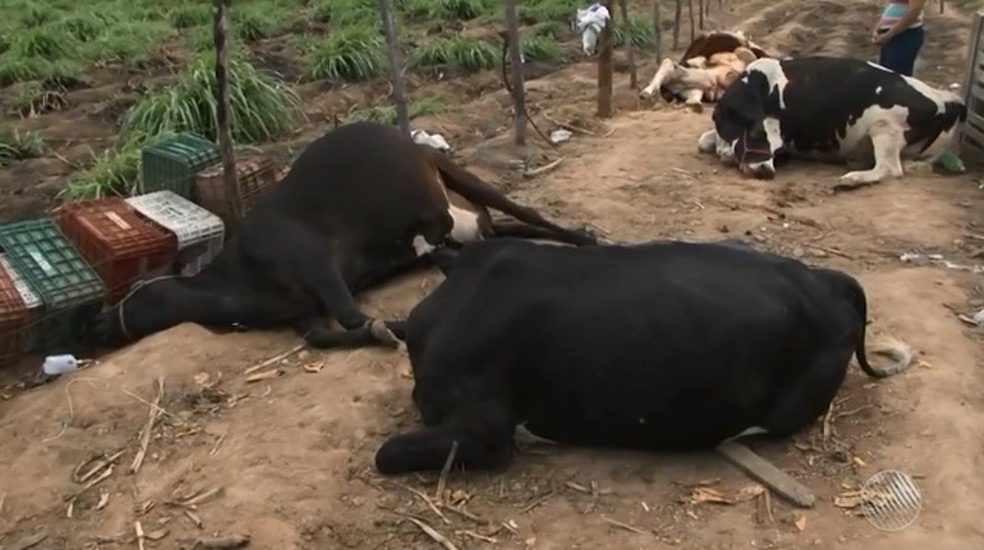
[
  {"xmin": 113, "ymin": 274, "xmax": 179, "ymax": 342},
  {"xmin": 738, "ymin": 130, "xmax": 774, "ymax": 171}
]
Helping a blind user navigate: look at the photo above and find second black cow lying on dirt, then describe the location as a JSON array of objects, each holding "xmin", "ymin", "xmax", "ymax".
[
  {"xmin": 97, "ymin": 122, "xmax": 597, "ymax": 348},
  {"xmin": 374, "ymin": 238, "xmax": 914, "ymax": 474}
]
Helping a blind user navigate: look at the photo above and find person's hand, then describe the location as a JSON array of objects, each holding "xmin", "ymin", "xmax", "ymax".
[{"xmin": 872, "ymin": 32, "xmax": 892, "ymax": 46}]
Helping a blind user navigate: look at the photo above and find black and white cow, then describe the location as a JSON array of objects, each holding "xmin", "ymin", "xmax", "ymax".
[
  {"xmin": 373, "ymin": 238, "xmax": 913, "ymax": 474},
  {"xmin": 698, "ymin": 56, "xmax": 966, "ymax": 185}
]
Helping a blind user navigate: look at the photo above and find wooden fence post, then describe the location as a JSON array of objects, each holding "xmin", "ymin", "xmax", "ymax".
[
  {"xmin": 597, "ymin": 0, "xmax": 614, "ymax": 117},
  {"xmin": 213, "ymin": 0, "xmax": 243, "ymax": 228},
  {"xmin": 378, "ymin": 0, "xmax": 410, "ymax": 135},
  {"xmin": 619, "ymin": 0, "xmax": 637, "ymax": 89},
  {"xmin": 687, "ymin": 0, "xmax": 695, "ymax": 42},
  {"xmin": 672, "ymin": 0, "xmax": 682, "ymax": 50},
  {"xmin": 504, "ymin": 0, "xmax": 527, "ymax": 146},
  {"xmin": 653, "ymin": 0, "xmax": 662, "ymax": 64}
]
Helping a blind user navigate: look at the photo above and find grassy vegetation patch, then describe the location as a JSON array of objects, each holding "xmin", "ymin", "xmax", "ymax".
[
  {"xmin": 310, "ymin": 0, "xmax": 379, "ymax": 26},
  {"xmin": 409, "ymin": 37, "xmax": 499, "ymax": 72},
  {"xmin": 120, "ymin": 54, "xmax": 305, "ymax": 145},
  {"xmin": 305, "ymin": 26, "xmax": 386, "ymax": 81},
  {"xmin": 168, "ymin": 3, "xmax": 214, "ymax": 29},
  {"xmin": 0, "ymin": 127, "xmax": 47, "ymax": 166},
  {"xmin": 344, "ymin": 95, "xmax": 446, "ymax": 124},
  {"xmin": 613, "ymin": 16, "xmax": 656, "ymax": 48},
  {"xmin": 9, "ymin": 81, "xmax": 70, "ymax": 117},
  {"xmin": 233, "ymin": 6, "xmax": 287, "ymax": 41},
  {"xmin": 522, "ymin": 35, "xmax": 561, "ymax": 61},
  {"xmin": 400, "ymin": 0, "xmax": 492, "ymax": 21}
]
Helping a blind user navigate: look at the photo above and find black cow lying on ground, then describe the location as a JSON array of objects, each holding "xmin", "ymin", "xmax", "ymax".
[
  {"xmin": 374, "ymin": 238, "xmax": 913, "ymax": 474},
  {"xmin": 96, "ymin": 122, "xmax": 598, "ymax": 349},
  {"xmin": 698, "ymin": 56, "xmax": 966, "ymax": 186}
]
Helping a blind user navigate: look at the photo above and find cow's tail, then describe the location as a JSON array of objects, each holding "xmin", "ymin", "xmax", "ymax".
[
  {"xmin": 817, "ymin": 268, "xmax": 913, "ymax": 379},
  {"xmin": 430, "ymin": 151, "xmax": 598, "ymax": 247}
]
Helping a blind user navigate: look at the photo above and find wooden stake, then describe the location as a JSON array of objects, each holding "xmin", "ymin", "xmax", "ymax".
[
  {"xmin": 503, "ymin": 0, "xmax": 527, "ymax": 146},
  {"xmin": 378, "ymin": 0, "xmax": 409, "ymax": 135},
  {"xmin": 597, "ymin": 0, "xmax": 614, "ymax": 118},
  {"xmin": 213, "ymin": 0, "xmax": 244, "ymax": 230}
]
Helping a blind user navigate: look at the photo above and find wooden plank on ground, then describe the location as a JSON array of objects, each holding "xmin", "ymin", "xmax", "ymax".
[{"xmin": 716, "ymin": 441, "xmax": 816, "ymax": 509}]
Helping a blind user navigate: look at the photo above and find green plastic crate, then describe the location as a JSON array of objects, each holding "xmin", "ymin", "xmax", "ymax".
[
  {"xmin": 140, "ymin": 134, "xmax": 220, "ymax": 199},
  {"xmin": 0, "ymin": 219, "xmax": 106, "ymax": 352}
]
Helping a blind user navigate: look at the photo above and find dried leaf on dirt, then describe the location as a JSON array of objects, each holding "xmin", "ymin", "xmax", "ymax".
[
  {"xmin": 794, "ymin": 514, "xmax": 807, "ymax": 532},
  {"xmin": 194, "ymin": 373, "xmax": 210, "ymax": 386},
  {"xmin": 302, "ymin": 362, "xmax": 324, "ymax": 373},
  {"xmin": 691, "ymin": 487, "xmax": 733, "ymax": 505},
  {"xmin": 852, "ymin": 456, "xmax": 866, "ymax": 467}
]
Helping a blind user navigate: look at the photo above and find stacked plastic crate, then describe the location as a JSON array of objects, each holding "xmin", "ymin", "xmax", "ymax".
[
  {"xmin": 0, "ymin": 219, "xmax": 106, "ymax": 353},
  {"xmin": 0, "ymin": 255, "xmax": 43, "ymax": 355},
  {"xmin": 141, "ymin": 134, "xmax": 221, "ymax": 199},
  {"xmin": 126, "ymin": 191, "xmax": 225, "ymax": 277},
  {"xmin": 194, "ymin": 155, "xmax": 280, "ymax": 227},
  {"xmin": 0, "ymin": 131, "xmax": 292, "ymax": 361},
  {"xmin": 0, "ymin": 257, "xmax": 29, "ymax": 368},
  {"xmin": 57, "ymin": 197, "xmax": 177, "ymax": 304}
]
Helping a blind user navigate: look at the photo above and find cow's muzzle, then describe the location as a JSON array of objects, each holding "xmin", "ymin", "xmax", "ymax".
[{"xmin": 742, "ymin": 159, "xmax": 776, "ymax": 180}]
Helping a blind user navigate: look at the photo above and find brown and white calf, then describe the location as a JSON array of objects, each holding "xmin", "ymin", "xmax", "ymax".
[{"xmin": 640, "ymin": 31, "xmax": 771, "ymax": 111}]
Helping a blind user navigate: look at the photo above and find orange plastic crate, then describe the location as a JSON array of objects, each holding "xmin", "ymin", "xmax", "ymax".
[
  {"xmin": 58, "ymin": 197, "xmax": 177, "ymax": 304},
  {"xmin": 0, "ymin": 260, "xmax": 29, "ymax": 368},
  {"xmin": 194, "ymin": 155, "xmax": 279, "ymax": 226}
]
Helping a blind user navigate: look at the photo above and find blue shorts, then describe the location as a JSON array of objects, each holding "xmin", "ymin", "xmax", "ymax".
[{"xmin": 878, "ymin": 25, "xmax": 925, "ymax": 76}]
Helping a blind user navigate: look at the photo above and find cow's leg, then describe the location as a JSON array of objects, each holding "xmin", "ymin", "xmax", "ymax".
[
  {"xmin": 757, "ymin": 349, "xmax": 850, "ymax": 438},
  {"xmin": 300, "ymin": 318, "xmax": 407, "ymax": 349},
  {"xmin": 243, "ymin": 214, "xmax": 399, "ymax": 347},
  {"xmin": 836, "ymin": 123, "xmax": 906, "ymax": 187},
  {"xmin": 488, "ymin": 220, "xmax": 589, "ymax": 245},
  {"xmin": 681, "ymin": 88, "xmax": 705, "ymax": 112},
  {"xmin": 374, "ymin": 400, "xmax": 517, "ymax": 474},
  {"xmin": 640, "ymin": 58, "xmax": 682, "ymax": 99}
]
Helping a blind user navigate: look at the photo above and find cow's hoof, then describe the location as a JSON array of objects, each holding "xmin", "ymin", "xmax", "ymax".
[
  {"xmin": 368, "ymin": 319, "xmax": 402, "ymax": 348},
  {"xmin": 639, "ymin": 90, "xmax": 654, "ymax": 100},
  {"xmin": 687, "ymin": 102, "xmax": 704, "ymax": 114}
]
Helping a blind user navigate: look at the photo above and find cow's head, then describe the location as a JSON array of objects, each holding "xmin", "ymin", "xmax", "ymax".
[
  {"xmin": 711, "ymin": 70, "xmax": 782, "ymax": 179},
  {"xmin": 410, "ymin": 207, "xmax": 455, "ymax": 257},
  {"xmin": 94, "ymin": 277, "xmax": 185, "ymax": 345}
]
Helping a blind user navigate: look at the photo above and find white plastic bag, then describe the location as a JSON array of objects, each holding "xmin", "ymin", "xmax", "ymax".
[{"xmin": 574, "ymin": 3, "xmax": 611, "ymax": 56}]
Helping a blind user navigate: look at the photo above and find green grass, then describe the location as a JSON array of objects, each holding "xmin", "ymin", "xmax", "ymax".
[
  {"xmin": 522, "ymin": 35, "xmax": 560, "ymax": 61},
  {"xmin": 305, "ymin": 26, "xmax": 386, "ymax": 81},
  {"xmin": 120, "ymin": 53, "xmax": 305, "ymax": 146},
  {"xmin": 233, "ymin": 6, "xmax": 286, "ymax": 41},
  {"xmin": 613, "ymin": 16, "xmax": 656, "ymax": 48},
  {"xmin": 310, "ymin": 0, "xmax": 379, "ymax": 26},
  {"xmin": 9, "ymin": 81, "xmax": 70, "ymax": 116},
  {"xmin": 0, "ymin": 127, "xmax": 47, "ymax": 166},
  {"xmin": 0, "ymin": 0, "xmax": 593, "ymax": 205},
  {"xmin": 344, "ymin": 95, "xmax": 446, "ymax": 124},
  {"xmin": 409, "ymin": 37, "xmax": 499, "ymax": 72},
  {"xmin": 168, "ymin": 3, "xmax": 213, "ymax": 29}
]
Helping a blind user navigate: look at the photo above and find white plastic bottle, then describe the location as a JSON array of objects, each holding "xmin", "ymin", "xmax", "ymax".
[{"xmin": 43, "ymin": 354, "xmax": 79, "ymax": 376}]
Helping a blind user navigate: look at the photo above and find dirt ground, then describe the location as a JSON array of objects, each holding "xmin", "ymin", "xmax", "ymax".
[{"xmin": 3, "ymin": 0, "xmax": 984, "ymax": 548}]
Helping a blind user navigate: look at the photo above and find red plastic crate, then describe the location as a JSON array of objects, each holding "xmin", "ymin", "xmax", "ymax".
[
  {"xmin": 0, "ymin": 260, "xmax": 29, "ymax": 368},
  {"xmin": 57, "ymin": 197, "xmax": 177, "ymax": 304},
  {"xmin": 194, "ymin": 155, "xmax": 279, "ymax": 227}
]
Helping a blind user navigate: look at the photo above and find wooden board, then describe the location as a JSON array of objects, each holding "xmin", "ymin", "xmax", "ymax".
[
  {"xmin": 716, "ymin": 441, "xmax": 816, "ymax": 509},
  {"xmin": 959, "ymin": 11, "xmax": 984, "ymax": 159}
]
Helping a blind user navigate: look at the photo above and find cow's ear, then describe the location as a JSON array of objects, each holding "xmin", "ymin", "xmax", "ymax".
[{"xmin": 719, "ymin": 78, "xmax": 764, "ymax": 125}]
